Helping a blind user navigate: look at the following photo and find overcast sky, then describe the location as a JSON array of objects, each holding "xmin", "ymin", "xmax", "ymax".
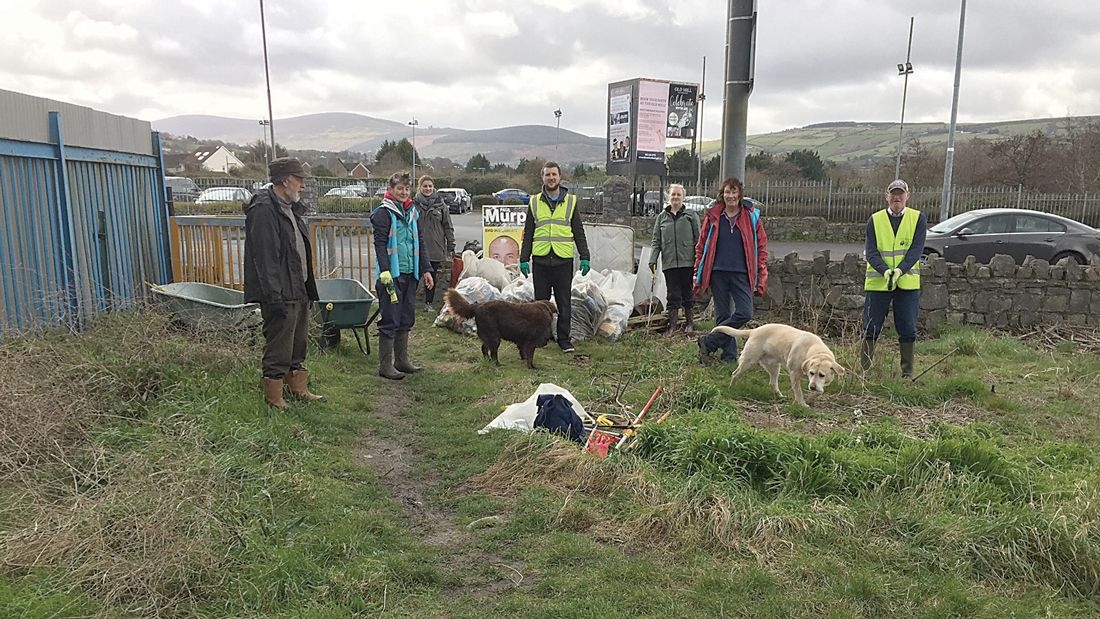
[{"xmin": 3, "ymin": 0, "xmax": 1099, "ymax": 139}]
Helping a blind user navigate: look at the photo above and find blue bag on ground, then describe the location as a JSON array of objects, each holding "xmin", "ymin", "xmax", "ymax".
[{"xmin": 533, "ymin": 394, "xmax": 586, "ymax": 443}]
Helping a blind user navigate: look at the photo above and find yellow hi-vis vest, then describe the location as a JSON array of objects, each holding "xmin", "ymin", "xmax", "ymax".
[
  {"xmin": 529, "ymin": 193, "xmax": 577, "ymax": 258},
  {"xmin": 865, "ymin": 208, "xmax": 921, "ymax": 291}
]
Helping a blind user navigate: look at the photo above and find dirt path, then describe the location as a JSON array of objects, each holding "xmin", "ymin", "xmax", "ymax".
[{"xmin": 352, "ymin": 376, "xmax": 534, "ymax": 598}]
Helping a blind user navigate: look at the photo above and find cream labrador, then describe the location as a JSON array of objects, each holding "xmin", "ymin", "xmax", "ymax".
[{"xmin": 711, "ymin": 324, "xmax": 845, "ymax": 406}]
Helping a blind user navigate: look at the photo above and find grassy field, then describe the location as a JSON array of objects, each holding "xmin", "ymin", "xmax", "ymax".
[{"xmin": 1, "ymin": 309, "xmax": 1099, "ymax": 617}]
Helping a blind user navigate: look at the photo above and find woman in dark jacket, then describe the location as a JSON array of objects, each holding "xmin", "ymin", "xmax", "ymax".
[
  {"xmin": 648, "ymin": 183, "xmax": 700, "ymax": 333},
  {"xmin": 693, "ymin": 177, "xmax": 769, "ymax": 364},
  {"xmin": 413, "ymin": 175, "xmax": 455, "ymax": 312}
]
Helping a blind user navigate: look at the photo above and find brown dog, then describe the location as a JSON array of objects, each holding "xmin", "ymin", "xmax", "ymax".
[{"xmin": 444, "ymin": 289, "xmax": 557, "ymax": 369}]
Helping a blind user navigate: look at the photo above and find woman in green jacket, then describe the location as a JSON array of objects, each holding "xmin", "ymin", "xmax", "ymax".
[{"xmin": 648, "ymin": 184, "xmax": 701, "ymax": 333}]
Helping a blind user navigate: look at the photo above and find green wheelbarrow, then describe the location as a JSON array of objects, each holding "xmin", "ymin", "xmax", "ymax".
[{"xmin": 314, "ymin": 278, "xmax": 379, "ymax": 356}]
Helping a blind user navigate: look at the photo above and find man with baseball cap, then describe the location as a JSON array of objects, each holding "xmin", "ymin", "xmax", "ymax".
[
  {"xmin": 243, "ymin": 157, "xmax": 324, "ymax": 408},
  {"xmin": 861, "ymin": 178, "xmax": 927, "ymax": 379}
]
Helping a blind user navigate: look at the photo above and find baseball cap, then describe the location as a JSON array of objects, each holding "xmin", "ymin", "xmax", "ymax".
[{"xmin": 886, "ymin": 179, "xmax": 909, "ymax": 193}]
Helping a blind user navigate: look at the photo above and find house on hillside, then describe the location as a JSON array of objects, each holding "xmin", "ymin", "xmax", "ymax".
[
  {"xmin": 346, "ymin": 161, "xmax": 370, "ymax": 178},
  {"xmin": 192, "ymin": 145, "xmax": 246, "ymax": 174},
  {"xmin": 320, "ymin": 156, "xmax": 371, "ymax": 178}
]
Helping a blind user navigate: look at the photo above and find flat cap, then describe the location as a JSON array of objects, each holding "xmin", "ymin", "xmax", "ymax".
[{"xmin": 268, "ymin": 157, "xmax": 310, "ymax": 180}]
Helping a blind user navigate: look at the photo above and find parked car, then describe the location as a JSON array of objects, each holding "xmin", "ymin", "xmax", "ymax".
[
  {"xmin": 437, "ymin": 188, "xmax": 472, "ymax": 213},
  {"xmin": 683, "ymin": 195, "xmax": 716, "ymax": 212},
  {"xmin": 196, "ymin": 187, "xmax": 253, "ymax": 205},
  {"xmin": 164, "ymin": 176, "xmax": 200, "ymax": 202},
  {"xmin": 493, "ymin": 188, "xmax": 531, "ymax": 204},
  {"xmin": 923, "ymin": 208, "xmax": 1100, "ymax": 265},
  {"xmin": 325, "ymin": 186, "xmax": 368, "ymax": 199}
]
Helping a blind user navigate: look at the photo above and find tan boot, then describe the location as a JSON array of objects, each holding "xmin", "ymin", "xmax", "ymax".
[
  {"xmin": 393, "ymin": 331, "xmax": 422, "ymax": 373},
  {"xmin": 262, "ymin": 377, "xmax": 288, "ymax": 410},
  {"xmin": 683, "ymin": 307, "xmax": 695, "ymax": 333},
  {"xmin": 378, "ymin": 336, "xmax": 405, "ymax": 380},
  {"xmin": 285, "ymin": 369, "xmax": 325, "ymax": 402}
]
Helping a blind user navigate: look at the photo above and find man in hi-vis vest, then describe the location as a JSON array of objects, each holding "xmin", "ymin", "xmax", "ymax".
[
  {"xmin": 519, "ymin": 162, "xmax": 591, "ymax": 353},
  {"xmin": 862, "ymin": 179, "xmax": 927, "ymax": 378}
]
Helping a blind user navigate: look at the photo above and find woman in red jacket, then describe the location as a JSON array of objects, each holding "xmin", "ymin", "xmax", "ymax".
[{"xmin": 693, "ymin": 177, "xmax": 768, "ymax": 363}]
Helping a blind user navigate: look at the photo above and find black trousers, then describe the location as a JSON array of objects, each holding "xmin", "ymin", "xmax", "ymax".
[
  {"xmin": 533, "ymin": 261, "xmax": 573, "ymax": 345},
  {"xmin": 424, "ymin": 260, "xmax": 443, "ymax": 303},
  {"xmin": 663, "ymin": 267, "xmax": 695, "ymax": 312},
  {"xmin": 260, "ymin": 301, "xmax": 310, "ymax": 379}
]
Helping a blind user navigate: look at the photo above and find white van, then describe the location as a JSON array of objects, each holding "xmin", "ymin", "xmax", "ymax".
[{"xmin": 165, "ymin": 176, "xmax": 200, "ymax": 202}]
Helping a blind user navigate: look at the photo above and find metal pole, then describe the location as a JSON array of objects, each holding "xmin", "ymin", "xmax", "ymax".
[
  {"xmin": 409, "ymin": 119, "xmax": 418, "ymax": 180},
  {"xmin": 259, "ymin": 0, "xmax": 276, "ymax": 161},
  {"xmin": 894, "ymin": 17, "xmax": 914, "ymax": 179},
  {"xmin": 721, "ymin": 0, "xmax": 756, "ymax": 182},
  {"xmin": 696, "ymin": 55, "xmax": 706, "ymax": 192},
  {"xmin": 940, "ymin": 0, "xmax": 967, "ymax": 221}
]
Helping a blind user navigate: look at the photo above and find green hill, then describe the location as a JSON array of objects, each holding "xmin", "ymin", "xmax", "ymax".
[{"xmin": 687, "ymin": 116, "xmax": 1097, "ymax": 163}]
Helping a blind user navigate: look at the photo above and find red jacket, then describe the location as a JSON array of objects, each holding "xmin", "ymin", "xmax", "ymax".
[{"xmin": 693, "ymin": 199, "xmax": 768, "ymax": 296}]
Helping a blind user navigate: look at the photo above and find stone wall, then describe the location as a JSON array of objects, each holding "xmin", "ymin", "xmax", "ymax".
[
  {"xmin": 761, "ymin": 216, "xmax": 866, "ymax": 243},
  {"xmin": 756, "ymin": 252, "xmax": 1100, "ymax": 333}
]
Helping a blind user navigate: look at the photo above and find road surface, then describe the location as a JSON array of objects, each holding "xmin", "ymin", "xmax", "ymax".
[{"xmin": 449, "ymin": 210, "xmax": 864, "ymax": 261}]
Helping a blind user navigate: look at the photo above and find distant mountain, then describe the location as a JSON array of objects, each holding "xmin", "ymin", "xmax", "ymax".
[
  {"xmin": 155, "ymin": 111, "xmax": 1100, "ymax": 169},
  {"xmin": 153, "ymin": 112, "xmax": 410, "ymax": 153},
  {"xmin": 153, "ymin": 113, "xmax": 604, "ymax": 165}
]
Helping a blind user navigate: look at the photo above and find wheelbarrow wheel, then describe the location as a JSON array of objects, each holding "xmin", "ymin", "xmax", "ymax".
[{"xmin": 318, "ymin": 322, "xmax": 341, "ymax": 349}]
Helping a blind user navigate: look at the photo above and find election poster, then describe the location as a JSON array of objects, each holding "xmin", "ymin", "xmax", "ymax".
[{"xmin": 481, "ymin": 204, "xmax": 526, "ymax": 267}]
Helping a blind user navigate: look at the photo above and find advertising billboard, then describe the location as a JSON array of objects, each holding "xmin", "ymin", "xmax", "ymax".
[
  {"xmin": 608, "ymin": 83, "xmax": 632, "ymax": 164},
  {"xmin": 635, "ymin": 79, "xmax": 669, "ymax": 163},
  {"xmin": 666, "ymin": 83, "xmax": 698, "ymax": 139},
  {"xmin": 606, "ymin": 77, "xmax": 699, "ymax": 177}
]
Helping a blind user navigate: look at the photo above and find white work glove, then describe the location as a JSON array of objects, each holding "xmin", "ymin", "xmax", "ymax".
[{"xmin": 884, "ymin": 268, "xmax": 902, "ymax": 291}]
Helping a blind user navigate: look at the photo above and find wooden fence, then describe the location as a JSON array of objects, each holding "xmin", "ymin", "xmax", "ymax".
[{"xmin": 169, "ymin": 216, "xmax": 375, "ymax": 290}]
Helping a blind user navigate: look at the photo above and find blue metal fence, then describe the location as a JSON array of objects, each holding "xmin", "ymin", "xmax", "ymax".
[{"xmin": 0, "ymin": 111, "xmax": 170, "ymax": 334}]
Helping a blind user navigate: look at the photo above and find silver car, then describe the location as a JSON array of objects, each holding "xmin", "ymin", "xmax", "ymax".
[
  {"xmin": 196, "ymin": 187, "xmax": 253, "ymax": 205},
  {"xmin": 924, "ymin": 208, "xmax": 1100, "ymax": 264}
]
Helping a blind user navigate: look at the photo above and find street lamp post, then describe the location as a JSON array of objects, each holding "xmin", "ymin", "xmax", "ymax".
[
  {"xmin": 554, "ymin": 108, "xmax": 562, "ymax": 130},
  {"xmin": 696, "ymin": 55, "xmax": 706, "ymax": 193},
  {"xmin": 408, "ymin": 119, "xmax": 419, "ymax": 181},
  {"xmin": 258, "ymin": 0, "xmax": 275, "ymax": 165},
  {"xmin": 894, "ymin": 17, "xmax": 915, "ymax": 180},
  {"xmin": 941, "ymin": 0, "xmax": 968, "ymax": 221},
  {"xmin": 258, "ymin": 119, "xmax": 271, "ymax": 168}
]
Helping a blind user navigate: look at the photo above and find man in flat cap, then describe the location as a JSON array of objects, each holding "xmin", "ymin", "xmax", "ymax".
[
  {"xmin": 243, "ymin": 157, "xmax": 325, "ymax": 408},
  {"xmin": 861, "ymin": 179, "xmax": 927, "ymax": 379}
]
